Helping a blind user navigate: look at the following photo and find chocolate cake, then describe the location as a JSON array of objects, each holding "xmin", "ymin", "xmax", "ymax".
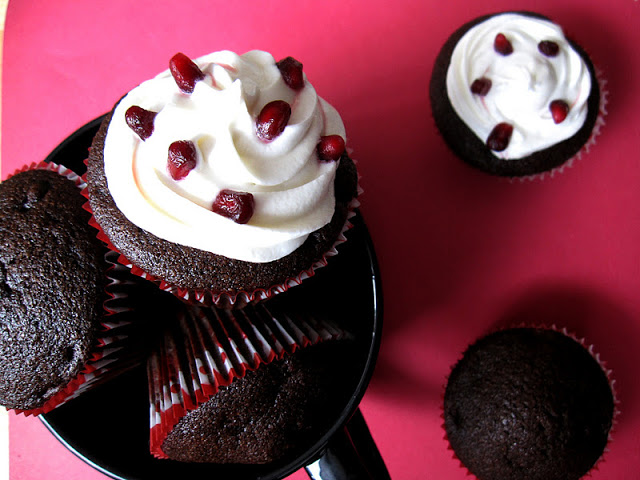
[
  {"xmin": 443, "ymin": 327, "xmax": 614, "ymax": 480},
  {"xmin": 430, "ymin": 12, "xmax": 601, "ymax": 177},
  {"xmin": 160, "ymin": 342, "xmax": 353, "ymax": 463},
  {"xmin": 0, "ymin": 169, "xmax": 107, "ymax": 411}
]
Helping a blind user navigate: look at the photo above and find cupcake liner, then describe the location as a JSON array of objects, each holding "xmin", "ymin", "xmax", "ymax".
[
  {"xmin": 83, "ymin": 172, "xmax": 362, "ymax": 308},
  {"xmin": 441, "ymin": 323, "xmax": 618, "ymax": 479},
  {"xmin": 147, "ymin": 301, "xmax": 351, "ymax": 459},
  {"xmin": 4, "ymin": 162, "xmax": 145, "ymax": 416}
]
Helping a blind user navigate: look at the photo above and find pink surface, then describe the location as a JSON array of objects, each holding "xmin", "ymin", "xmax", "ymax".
[{"xmin": 3, "ymin": 0, "xmax": 640, "ymax": 479}]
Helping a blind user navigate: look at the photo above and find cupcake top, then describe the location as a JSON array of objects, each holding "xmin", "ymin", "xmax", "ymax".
[
  {"xmin": 103, "ymin": 50, "xmax": 347, "ymax": 263},
  {"xmin": 0, "ymin": 168, "xmax": 107, "ymax": 410},
  {"xmin": 444, "ymin": 327, "xmax": 614, "ymax": 480},
  {"xmin": 446, "ymin": 12, "xmax": 593, "ymax": 160}
]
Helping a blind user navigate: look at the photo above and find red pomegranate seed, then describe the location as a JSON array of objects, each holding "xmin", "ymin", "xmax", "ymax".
[
  {"xmin": 538, "ymin": 40, "xmax": 560, "ymax": 57},
  {"xmin": 167, "ymin": 140, "xmax": 198, "ymax": 180},
  {"xmin": 486, "ymin": 123, "xmax": 513, "ymax": 151},
  {"xmin": 317, "ymin": 135, "xmax": 346, "ymax": 162},
  {"xmin": 276, "ymin": 56, "xmax": 305, "ymax": 90},
  {"xmin": 494, "ymin": 33, "xmax": 513, "ymax": 55},
  {"xmin": 125, "ymin": 106, "xmax": 157, "ymax": 140},
  {"xmin": 256, "ymin": 100, "xmax": 292, "ymax": 141},
  {"xmin": 169, "ymin": 53, "xmax": 205, "ymax": 94},
  {"xmin": 550, "ymin": 100, "xmax": 570, "ymax": 124},
  {"xmin": 470, "ymin": 77, "xmax": 492, "ymax": 96},
  {"xmin": 212, "ymin": 189, "xmax": 255, "ymax": 224}
]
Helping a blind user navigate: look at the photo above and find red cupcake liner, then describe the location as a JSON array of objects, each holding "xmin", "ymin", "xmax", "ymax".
[
  {"xmin": 441, "ymin": 323, "xmax": 619, "ymax": 479},
  {"xmin": 82, "ymin": 167, "xmax": 362, "ymax": 308},
  {"xmin": 147, "ymin": 301, "xmax": 351, "ymax": 459},
  {"xmin": 4, "ymin": 162, "xmax": 143, "ymax": 416}
]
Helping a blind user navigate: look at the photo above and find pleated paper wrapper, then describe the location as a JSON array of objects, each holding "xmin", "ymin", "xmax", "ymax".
[{"xmin": 147, "ymin": 302, "xmax": 351, "ymax": 459}]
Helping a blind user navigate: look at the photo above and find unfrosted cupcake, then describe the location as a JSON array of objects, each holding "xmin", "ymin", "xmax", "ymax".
[
  {"xmin": 430, "ymin": 12, "xmax": 603, "ymax": 177},
  {"xmin": 147, "ymin": 300, "xmax": 354, "ymax": 463},
  {"xmin": 0, "ymin": 163, "xmax": 141, "ymax": 415},
  {"xmin": 86, "ymin": 50, "xmax": 359, "ymax": 307},
  {"xmin": 443, "ymin": 327, "xmax": 616, "ymax": 480}
]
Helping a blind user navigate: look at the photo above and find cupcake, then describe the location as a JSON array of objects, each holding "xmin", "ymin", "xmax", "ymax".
[
  {"xmin": 148, "ymin": 300, "xmax": 354, "ymax": 463},
  {"xmin": 0, "ymin": 163, "xmax": 142, "ymax": 415},
  {"xmin": 430, "ymin": 12, "xmax": 603, "ymax": 177},
  {"xmin": 443, "ymin": 327, "xmax": 616, "ymax": 480},
  {"xmin": 86, "ymin": 50, "xmax": 359, "ymax": 308}
]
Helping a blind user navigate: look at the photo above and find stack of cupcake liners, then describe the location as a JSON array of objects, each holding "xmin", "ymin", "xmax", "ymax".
[{"xmin": 147, "ymin": 301, "xmax": 351, "ymax": 459}]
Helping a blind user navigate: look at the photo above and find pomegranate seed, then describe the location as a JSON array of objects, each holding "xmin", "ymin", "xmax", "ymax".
[
  {"xmin": 125, "ymin": 106, "xmax": 157, "ymax": 140},
  {"xmin": 317, "ymin": 135, "xmax": 346, "ymax": 162},
  {"xmin": 494, "ymin": 33, "xmax": 513, "ymax": 55},
  {"xmin": 256, "ymin": 100, "xmax": 291, "ymax": 141},
  {"xmin": 470, "ymin": 77, "xmax": 492, "ymax": 96},
  {"xmin": 169, "ymin": 53, "xmax": 205, "ymax": 94},
  {"xmin": 167, "ymin": 140, "xmax": 198, "ymax": 180},
  {"xmin": 212, "ymin": 189, "xmax": 255, "ymax": 224},
  {"xmin": 550, "ymin": 100, "xmax": 570, "ymax": 124},
  {"xmin": 486, "ymin": 123, "xmax": 513, "ymax": 151},
  {"xmin": 538, "ymin": 40, "xmax": 560, "ymax": 57},
  {"xmin": 276, "ymin": 56, "xmax": 305, "ymax": 90}
]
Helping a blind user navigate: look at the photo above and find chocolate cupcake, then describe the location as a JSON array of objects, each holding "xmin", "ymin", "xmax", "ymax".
[
  {"xmin": 430, "ymin": 12, "xmax": 603, "ymax": 177},
  {"xmin": 161, "ymin": 343, "xmax": 352, "ymax": 463},
  {"xmin": 148, "ymin": 300, "xmax": 354, "ymax": 463},
  {"xmin": 0, "ymin": 163, "xmax": 141, "ymax": 414},
  {"xmin": 443, "ymin": 327, "xmax": 615, "ymax": 480},
  {"xmin": 86, "ymin": 50, "xmax": 359, "ymax": 307}
]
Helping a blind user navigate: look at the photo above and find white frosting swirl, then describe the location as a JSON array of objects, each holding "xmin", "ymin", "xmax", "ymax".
[
  {"xmin": 103, "ymin": 50, "xmax": 346, "ymax": 263},
  {"xmin": 446, "ymin": 13, "xmax": 592, "ymax": 159}
]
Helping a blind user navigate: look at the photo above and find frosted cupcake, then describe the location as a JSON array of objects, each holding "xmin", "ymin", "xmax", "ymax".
[
  {"xmin": 86, "ymin": 50, "xmax": 359, "ymax": 307},
  {"xmin": 430, "ymin": 12, "xmax": 603, "ymax": 177}
]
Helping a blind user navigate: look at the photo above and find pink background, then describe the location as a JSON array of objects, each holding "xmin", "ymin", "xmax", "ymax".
[{"xmin": 3, "ymin": 0, "xmax": 640, "ymax": 478}]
